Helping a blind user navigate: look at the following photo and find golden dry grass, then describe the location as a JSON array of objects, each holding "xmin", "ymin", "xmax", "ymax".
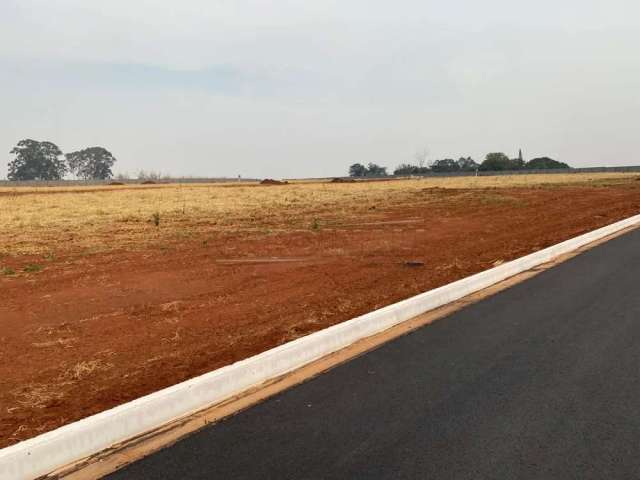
[{"xmin": 0, "ymin": 173, "xmax": 636, "ymax": 256}]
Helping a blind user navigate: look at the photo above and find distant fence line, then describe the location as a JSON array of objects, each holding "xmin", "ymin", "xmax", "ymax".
[
  {"xmin": 1, "ymin": 166, "xmax": 639, "ymax": 187},
  {"xmin": 0, "ymin": 177, "xmax": 259, "ymax": 187},
  {"xmin": 409, "ymin": 165, "xmax": 640, "ymax": 178}
]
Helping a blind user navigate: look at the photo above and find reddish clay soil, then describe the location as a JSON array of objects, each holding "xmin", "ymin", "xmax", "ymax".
[{"xmin": 2, "ymin": 184, "xmax": 640, "ymax": 447}]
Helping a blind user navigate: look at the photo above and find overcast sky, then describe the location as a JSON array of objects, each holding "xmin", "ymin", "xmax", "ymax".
[{"xmin": 1, "ymin": 1, "xmax": 639, "ymax": 178}]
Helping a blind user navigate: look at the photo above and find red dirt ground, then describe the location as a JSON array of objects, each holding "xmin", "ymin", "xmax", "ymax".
[{"xmin": 2, "ymin": 184, "xmax": 640, "ymax": 447}]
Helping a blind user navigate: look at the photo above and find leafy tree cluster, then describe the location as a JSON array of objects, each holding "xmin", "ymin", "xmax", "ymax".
[
  {"xmin": 393, "ymin": 164, "xmax": 430, "ymax": 175},
  {"xmin": 393, "ymin": 157, "xmax": 479, "ymax": 175},
  {"xmin": 479, "ymin": 152, "xmax": 515, "ymax": 171},
  {"xmin": 348, "ymin": 162, "xmax": 388, "ymax": 177},
  {"xmin": 431, "ymin": 157, "xmax": 479, "ymax": 173},
  {"xmin": 479, "ymin": 153, "xmax": 569, "ymax": 171},
  {"xmin": 8, "ymin": 140, "xmax": 67, "ymax": 181},
  {"xmin": 525, "ymin": 157, "xmax": 570, "ymax": 170},
  {"xmin": 66, "ymin": 147, "xmax": 117, "ymax": 180},
  {"xmin": 383, "ymin": 153, "xmax": 569, "ymax": 176},
  {"xmin": 7, "ymin": 139, "xmax": 117, "ymax": 181}
]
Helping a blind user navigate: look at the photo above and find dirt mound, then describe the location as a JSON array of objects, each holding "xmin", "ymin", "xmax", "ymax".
[
  {"xmin": 141, "ymin": 180, "xmax": 157, "ymax": 185},
  {"xmin": 108, "ymin": 181, "xmax": 125, "ymax": 186},
  {"xmin": 260, "ymin": 179, "xmax": 288, "ymax": 185},
  {"xmin": 331, "ymin": 178, "xmax": 356, "ymax": 183}
]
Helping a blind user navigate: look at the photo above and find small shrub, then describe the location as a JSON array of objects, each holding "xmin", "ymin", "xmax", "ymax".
[
  {"xmin": 1, "ymin": 267, "xmax": 16, "ymax": 276},
  {"xmin": 311, "ymin": 218, "xmax": 320, "ymax": 231},
  {"xmin": 24, "ymin": 264, "xmax": 42, "ymax": 273},
  {"xmin": 152, "ymin": 212, "xmax": 160, "ymax": 227}
]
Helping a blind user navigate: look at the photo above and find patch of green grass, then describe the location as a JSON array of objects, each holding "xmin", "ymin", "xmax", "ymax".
[
  {"xmin": 24, "ymin": 264, "xmax": 43, "ymax": 273},
  {"xmin": 1, "ymin": 266, "xmax": 16, "ymax": 276}
]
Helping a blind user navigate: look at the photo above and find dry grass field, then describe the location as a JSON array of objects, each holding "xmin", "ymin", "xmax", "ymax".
[
  {"xmin": 0, "ymin": 172, "xmax": 637, "ymax": 256},
  {"xmin": 2, "ymin": 172, "xmax": 640, "ymax": 447}
]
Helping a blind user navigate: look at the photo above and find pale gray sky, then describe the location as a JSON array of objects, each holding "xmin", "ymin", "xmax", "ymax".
[{"xmin": 1, "ymin": 1, "xmax": 639, "ymax": 178}]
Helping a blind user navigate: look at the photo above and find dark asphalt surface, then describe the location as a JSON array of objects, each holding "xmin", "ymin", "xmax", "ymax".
[{"xmin": 109, "ymin": 228, "xmax": 640, "ymax": 479}]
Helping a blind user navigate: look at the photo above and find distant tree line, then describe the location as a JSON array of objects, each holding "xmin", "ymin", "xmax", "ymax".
[
  {"xmin": 7, "ymin": 139, "xmax": 117, "ymax": 181},
  {"xmin": 394, "ymin": 156, "xmax": 480, "ymax": 175},
  {"xmin": 348, "ymin": 162, "xmax": 389, "ymax": 177},
  {"xmin": 475, "ymin": 152, "xmax": 569, "ymax": 172},
  {"xmin": 349, "ymin": 152, "xmax": 569, "ymax": 177}
]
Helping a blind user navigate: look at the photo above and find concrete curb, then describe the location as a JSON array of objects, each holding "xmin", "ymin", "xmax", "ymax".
[{"xmin": 2, "ymin": 213, "xmax": 640, "ymax": 480}]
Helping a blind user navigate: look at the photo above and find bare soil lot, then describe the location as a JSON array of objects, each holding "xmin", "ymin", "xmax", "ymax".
[{"xmin": 2, "ymin": 174, "xmax": 640, "ymax": 447}]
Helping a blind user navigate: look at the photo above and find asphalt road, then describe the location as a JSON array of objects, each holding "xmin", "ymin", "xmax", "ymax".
[{"xmin": 109, "ymin": 228, "xmax": 640, "ymax": 479}]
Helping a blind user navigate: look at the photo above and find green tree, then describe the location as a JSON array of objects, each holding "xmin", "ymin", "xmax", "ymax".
[
  {"xmin": 457, "ymin": 157, "xmax": 479, "ymax": 171},
  {"xmin": 394, "ymin": 163, "xmax": 416, "ymax": 175},
  {"xmin": 394, "ymin": 163, "xmax": 430, "ymax": 175},
  {"xmin": 66, "ymin": 147, "xmax": 117, "ymax": 180},
  {"xmin": 525, "ymin": 157, "xmax": 570, "ymax": 169},
  {"xmin": 430, "ymin": 158, "xmax": 460, "ymax": 173},
  {"xmin": 510, "ymin": 155, "xmax": 525, "ymax": 170},
  {"xmin": 349, "ymin": 163, "xmax": 368, "ymax": 177},
  {"xmin": 480, "ymin": 152, "xmax": 513, "ymax": 171},
  {"xmin": 366, "ymin": 163, "xmax": 388, "ymax": 177},
  {"xmin": 8, "ymin": 139, "xmax": 66, "ymax": 181}
]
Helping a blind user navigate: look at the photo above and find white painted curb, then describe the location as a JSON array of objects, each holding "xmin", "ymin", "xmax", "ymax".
[{"xmin": 2, "ymin": 213, "xmax": 640, "ymax": 479}]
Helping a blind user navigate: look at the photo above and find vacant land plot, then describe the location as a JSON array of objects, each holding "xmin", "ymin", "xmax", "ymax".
[{"xmin": 1, "ymin": 173, "xmax": 640, "ymax": 447}]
